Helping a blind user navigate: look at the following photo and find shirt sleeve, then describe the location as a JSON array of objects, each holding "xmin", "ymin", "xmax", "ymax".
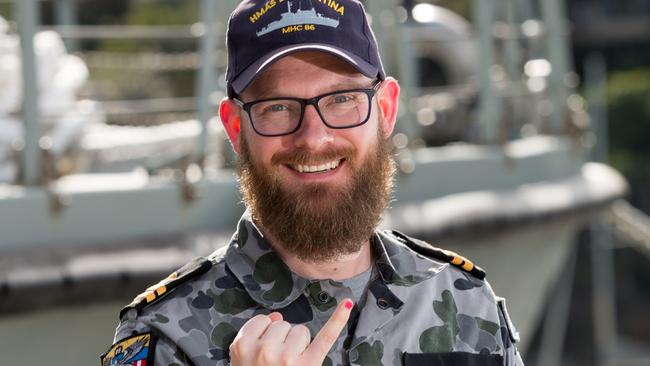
[
  {"xmin": 105, "ymin": 316, "xmax": 202, "ymax": 366},
  {"xmin": 496, "ymin": 298, "xmax": 525, "ymax": 366},
  {"xmin": 104, "ymin": 317, "xmax": 192, "ymax": 366},
  {"xmin": 152, "ymin": 332, "xmax": 196, "ymax": 366},
  {"xmin": 506, "ymin": 347, "xmax": 525, "ymax": 366}
]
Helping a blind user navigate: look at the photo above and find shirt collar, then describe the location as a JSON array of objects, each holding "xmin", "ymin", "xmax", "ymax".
[
  {"xmin": 224, "ymin": 212, "xmax": 447, "ymax": 309},
  {"xmin": 372, "ymin": 230, "xmax": 447, "ymax": 286}
]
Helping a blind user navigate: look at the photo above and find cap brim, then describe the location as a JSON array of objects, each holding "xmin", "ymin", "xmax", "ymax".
[{"xmin": 231, "ymin": 43, "xmax": 382, "ymax": 96}]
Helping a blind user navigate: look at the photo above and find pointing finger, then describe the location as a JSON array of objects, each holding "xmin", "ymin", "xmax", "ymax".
[{"xmin": 303, "ymin": 299, "xmax": 353, "ymax": 360}]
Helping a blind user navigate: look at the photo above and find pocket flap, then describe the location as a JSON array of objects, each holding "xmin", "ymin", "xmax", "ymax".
[{"xmin": 402, "ymin": 351, "xmax": 504, "ymax": 365}]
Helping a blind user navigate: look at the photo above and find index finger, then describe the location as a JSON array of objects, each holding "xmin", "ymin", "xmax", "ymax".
[{"xmin": 303, "ymin": 299, "xmax": 353, "ymax": 360}]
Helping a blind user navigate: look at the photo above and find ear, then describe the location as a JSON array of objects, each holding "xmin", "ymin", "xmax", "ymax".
[
  {"xmin": 219, "ymin": 98, "xmax": 243, "ymax": 154},
  {"xmin": 377, "ymin": 77, "xmax": 400, "ymax": 139}
]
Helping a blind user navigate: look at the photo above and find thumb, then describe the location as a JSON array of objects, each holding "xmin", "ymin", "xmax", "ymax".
[{"xmin": 302, "ymin": 299, "xmax": 353, "ymax": 361}]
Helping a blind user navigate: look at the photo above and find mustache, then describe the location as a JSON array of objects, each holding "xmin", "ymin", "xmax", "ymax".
[{"xmin": 271, "ymin": 146, "xmax": 356, "ymax": 166}]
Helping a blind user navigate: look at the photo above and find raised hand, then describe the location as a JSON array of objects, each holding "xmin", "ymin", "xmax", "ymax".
[{"xmin": 229, "ymin": 298, "xmax": 353, "ymax": 366}]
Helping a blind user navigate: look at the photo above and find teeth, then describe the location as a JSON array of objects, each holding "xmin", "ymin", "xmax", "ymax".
[{"xmin": 292, "ymin": 159, "xmax": 341, "ymax": 173}]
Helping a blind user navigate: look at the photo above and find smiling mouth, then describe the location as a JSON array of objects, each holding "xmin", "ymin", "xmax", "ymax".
[{"xmin": 287, "ymin": 159, "xmax": 344, "ymax": 173}]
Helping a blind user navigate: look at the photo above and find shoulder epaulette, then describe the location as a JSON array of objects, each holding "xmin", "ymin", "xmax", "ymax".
[
  {"xmin": 388, "ymin": 230, "xmax": 486, "ymax": 280},
  {"xmin": 119, "ymin": 256, "xmax": 213, "ymax": 319}
]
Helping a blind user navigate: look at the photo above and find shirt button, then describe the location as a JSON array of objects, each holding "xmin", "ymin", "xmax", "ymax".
[
  {"xmin": 377, "ymin": 298, "xmax": 390, "ymax": 309},
  {"xmin": 317, "ymin": 291, "xmax": 330, "ymax": 303}
]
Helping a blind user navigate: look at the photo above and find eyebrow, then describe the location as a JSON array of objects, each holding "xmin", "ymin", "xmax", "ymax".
[{"xmin": 247, "ymin": 80, "xmax": 373, "ymax": 101}]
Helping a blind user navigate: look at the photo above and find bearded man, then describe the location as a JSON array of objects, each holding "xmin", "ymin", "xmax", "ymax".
[{"xmin": 102, "ymin": 1, "xmax": 524, "ymax": 365}]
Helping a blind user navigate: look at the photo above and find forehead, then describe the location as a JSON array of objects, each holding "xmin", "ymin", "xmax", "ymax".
[{"xmin": 242, "ymin": 51, "xmax": 372, "ymax": 99}]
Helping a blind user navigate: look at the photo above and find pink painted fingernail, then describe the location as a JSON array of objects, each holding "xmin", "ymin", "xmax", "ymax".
[{"xmin": 344, "ymin": 300, "xmax": 353, "ymax": 310}]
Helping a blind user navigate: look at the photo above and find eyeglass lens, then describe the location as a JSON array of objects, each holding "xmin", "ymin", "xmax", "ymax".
[{"xmin": 249, "ymin": 91, "xmax": 371, "ymax": 136}]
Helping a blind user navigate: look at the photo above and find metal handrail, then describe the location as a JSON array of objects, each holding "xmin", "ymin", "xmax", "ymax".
[
  {"xmin": 100, "ymin": 97, "xmax": 198, "ymax": 116},
  {"xmin": 607, "ymin": 199, "xmax": 650, "ymax": 254},
  {"xmin": 6, "ymin": 0, "xmax": 231, "ymax": 186},
  {"xmin": 41, "ymin": 25, "xmax": 212, "ymax": 40},
  {"xmin": 79, "ymin": 51, "xmax": 202, "ymax": 70}
]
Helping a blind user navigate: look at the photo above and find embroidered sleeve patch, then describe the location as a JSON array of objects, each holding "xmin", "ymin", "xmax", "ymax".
[{"xmin": 100, "ymin": 332, "xmax": 157, "ymax": 366}]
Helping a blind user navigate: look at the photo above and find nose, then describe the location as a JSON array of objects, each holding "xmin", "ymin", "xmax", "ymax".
[{"xmin": 292, "ymin": 104, "xmax": 334, "ymax": 150}]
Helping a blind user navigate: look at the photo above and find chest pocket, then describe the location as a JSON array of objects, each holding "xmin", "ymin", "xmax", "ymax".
[{"xmin": 402, "ymin": 352, "xmax": 503, "ymax": 366}]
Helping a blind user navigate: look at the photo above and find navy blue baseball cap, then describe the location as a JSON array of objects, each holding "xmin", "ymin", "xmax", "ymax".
[{"xmin": 225, "ymin": 0, "xmax": 386, "ymax": 98}]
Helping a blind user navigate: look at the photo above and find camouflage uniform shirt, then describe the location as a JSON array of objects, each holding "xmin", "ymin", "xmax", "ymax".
[{"xmin": 107, "ymin": 213, "xmax": 524, "ymax": 365}]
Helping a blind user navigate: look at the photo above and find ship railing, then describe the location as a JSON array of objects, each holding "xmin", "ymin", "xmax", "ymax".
[
  {"xmin": 2, "ymin": 0, "xmax": 240, "ymax": 186},
  {"xmin": 607, "ymin": 200, "xmax": 650, "ymax": 256}
]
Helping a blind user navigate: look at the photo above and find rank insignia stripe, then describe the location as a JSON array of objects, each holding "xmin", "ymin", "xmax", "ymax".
[
  {"xmin": 388, "ymin": 230, "xmax": 487, "ymax": 280},
  {"xmin": 450, "ymin": 256, "xmax": 464, "ymax": 266},
  {"xmin": 119, "ymin": 256, "xmax": 213, "ymax": 319},
  {"xmin": 100, "ymin": 332, "xmax": 157, "ymax": 366}
]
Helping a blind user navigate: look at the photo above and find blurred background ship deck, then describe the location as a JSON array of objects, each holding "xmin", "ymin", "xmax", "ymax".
[{"xmin": 0, "ymin": 0, "xmax": 649, "ymax": 365}]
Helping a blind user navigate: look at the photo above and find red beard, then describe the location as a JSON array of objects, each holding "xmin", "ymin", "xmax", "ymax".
[{"xmin": 236, "ymin": 128, "xmax": 395, "ymax": 262}]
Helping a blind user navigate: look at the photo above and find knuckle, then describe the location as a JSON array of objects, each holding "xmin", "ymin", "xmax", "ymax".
[
  {"xmin": 228, "ymin": 341, "xmax": 243, "ymax": 356},
  {"xmin": 230, "ymin": 335, "xmax": 254, "ymax": 356},
  {"xmin": 228, "ymin": 344, "xmax": 240, "ymax": 359},
  {"xmin": 295, "ymin": 324, "xmax": 310, "ymax": 337},
  {"xmin": 259, "ymin": 344, "xmax": 278, "ymax": 364},
  {"xmin": 294, "ymin": 323, "xmax": 309, "ymax": 332},
  {"xmin": 229, "ymin": 340, "xmax": 239, "ymax": 352},
  {"xmin": 279, "ymin": 353, "xmax": 295, "ymax": 366},
  {"xmin": 268, "ymin": 320, "xmax": 289, "ymax": 333}
]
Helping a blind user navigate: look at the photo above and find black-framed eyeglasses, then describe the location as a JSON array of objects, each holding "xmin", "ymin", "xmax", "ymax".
[{"xmin": 233, "ymin": 80, "xmax": 382, "ymax": 137}]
